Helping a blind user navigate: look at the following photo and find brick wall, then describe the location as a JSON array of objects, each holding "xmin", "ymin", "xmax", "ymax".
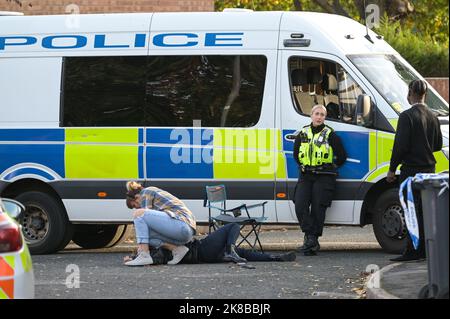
[
  {"xmin": 425, "ymin": 78, "xmax": 449, "ymax": 103},
  {"xmin": 0, "ymin": 0, "xmax": 214, "ymax": 15}
]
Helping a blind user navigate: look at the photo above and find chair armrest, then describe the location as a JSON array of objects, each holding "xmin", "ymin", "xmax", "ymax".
[
  {"xmin": 223, "ymin": 204, "xmax": 247, "ymax": 217},
  {"xmin": 207, "ymin": 204, "xmax": 228, "ymax": 212},
  {"xmin": 209, "ymin": 204, "xmax": 246, "ymax": 217},
  {"xmin": 245, "ymin": 201, "xmax": 268, "ymax": 210},
  {"xmin": 222, "ymin": 204, "xmax": 246, "ymax": 213},
  {"xmin": 241, "ymin": 201, "xmax": 268, "ymax": 219}
]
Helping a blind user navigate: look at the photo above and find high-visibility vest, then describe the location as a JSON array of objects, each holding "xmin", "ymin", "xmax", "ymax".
[{"xmin": 298, "ymin": 125, "xmax": 334, "ymax": 166}]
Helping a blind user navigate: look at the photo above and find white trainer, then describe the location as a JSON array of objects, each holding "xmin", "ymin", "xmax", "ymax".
[
  {"xmin": 167, "ymin": 246, "xmax": 189, "ymax": 265},
  {"xmin": 124, "ymin": 251, "xmax": 153, "ymax": 266}
]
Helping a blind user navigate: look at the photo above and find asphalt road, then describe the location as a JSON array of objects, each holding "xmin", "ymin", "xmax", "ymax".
[{"xmin": 31, "ymin": 226, "xmax": 395, "ymax": 299}]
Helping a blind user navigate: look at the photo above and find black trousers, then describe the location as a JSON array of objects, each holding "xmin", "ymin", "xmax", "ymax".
[
  {"xmin": 198, "ymin": 223, "xmax": 276, "ymax": 262},
  {"xmin": 294, "ymin": 172, "xmax": 336, "ymax": 237},
  {"xmin": 399, "ymin": 166, "xmax": 435, "ymax": 257}
]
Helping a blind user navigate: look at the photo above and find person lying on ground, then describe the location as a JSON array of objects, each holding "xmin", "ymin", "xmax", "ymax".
[{"xmin": 123, "ymin": 223, "xmax": 296, "ymax": 265}]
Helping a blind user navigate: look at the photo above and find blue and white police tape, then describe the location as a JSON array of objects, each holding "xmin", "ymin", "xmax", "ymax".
[
  {"xmin": 399, "ymin": 177, "xmax": 420, "ymax": 250},
  {"xmin": 399, "ymin": 173, "xmax": 449, "ymax": 250}
]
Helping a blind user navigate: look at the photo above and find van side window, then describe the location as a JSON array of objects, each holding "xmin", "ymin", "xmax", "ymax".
[
  {"xmin": 289, "ymin": 57, "xmax": 368, "ymax": 127},
  {"xmin": 145, "ymin": 55, "xmax": 266, "ymax": 127},
  {"xmin": 336, "ymin": 65, "xmax": 365, "ymax": 125},
  {"xmin": 62, "ymin": 55, "xmax": 267, "ymax": 127},
  {"xmin": 63, "ymin": 56, "xmax": 147, "ymax": 127}
]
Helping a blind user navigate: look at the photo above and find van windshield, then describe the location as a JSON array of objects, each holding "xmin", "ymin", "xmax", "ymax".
[{"xmin": 348, "ymin": 54, "xmax": 449, "ymax": 116}]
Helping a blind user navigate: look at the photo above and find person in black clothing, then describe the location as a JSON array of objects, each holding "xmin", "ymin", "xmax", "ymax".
[
  {"xmin": 123, "ymin": 223, "xmax": 297, "ymax": 265},
  {"xmin": 387, "ymin": 79, "xmax": 443, "ymax": 262},
  {"xmin": 293, "ymin": 105, "xmax": 347, "ymax": 255}
]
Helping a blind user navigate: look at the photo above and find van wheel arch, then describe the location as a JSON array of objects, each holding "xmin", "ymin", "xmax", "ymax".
[
  {"xmin": 2, "ymin": 178, "xmax": 62, "ymax": 200},
  {"xmin": 360, "ymin": 178, "xmax": 398, "ymax": 226},
  {"xmin": 2, "ymin": 179, "xmax": 72, "ymax": 254}
]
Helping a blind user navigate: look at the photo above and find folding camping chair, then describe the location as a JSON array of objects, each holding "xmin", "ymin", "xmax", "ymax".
[{"xmin": 204, "ymin": 184, "xmax": 268, "ymax": 252}]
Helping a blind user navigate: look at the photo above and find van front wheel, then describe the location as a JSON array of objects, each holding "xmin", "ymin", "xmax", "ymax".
[
  {"xmin": 15, "ymin": 191, "xmax": 71, "ymax": 255},
  {"xmin": 372, "ymin": 188, "xmax": 408, "ymax": 254}
]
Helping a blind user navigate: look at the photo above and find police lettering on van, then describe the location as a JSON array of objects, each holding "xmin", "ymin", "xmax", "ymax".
[{"xmin": 0, "ymin": 32, "xmax": 244, "ymax": 50}]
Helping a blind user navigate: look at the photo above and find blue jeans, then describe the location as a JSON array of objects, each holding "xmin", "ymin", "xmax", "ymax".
[{"xmin": 134, "ymin": 210, "xmax": 194, "ymax": 248}]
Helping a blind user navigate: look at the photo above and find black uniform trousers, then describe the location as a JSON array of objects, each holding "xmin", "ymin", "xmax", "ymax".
[
  {"xmin": 294, "ymin": 171, "xmax": 336, "ymax": 237},
  {"xmin": 399, "ymin": 165, "xmax": 435, "ymax": 258}
]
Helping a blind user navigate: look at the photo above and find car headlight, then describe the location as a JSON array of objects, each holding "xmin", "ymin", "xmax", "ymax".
[{"xmin": 443, "ymin": 146, "xmax": 449, "ymax": 160}]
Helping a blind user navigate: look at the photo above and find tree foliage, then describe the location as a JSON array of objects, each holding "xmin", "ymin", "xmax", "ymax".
[
  {"xmin": 215, "ymin": 0, "xmax": 449, "ymax": 76},
  {"xmin": 376, "ymin": 16, "xmax": 449, "ymax": 77},
  {"xmin": 402, "ymin": 0, "xmax": 449, "ymax": 44},
  {"xmin": 215, "ymin": 0, "xmax": 449, "ymax": 43}
]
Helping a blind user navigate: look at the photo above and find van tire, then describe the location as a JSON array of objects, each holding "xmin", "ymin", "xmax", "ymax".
[
  {"xmin": 372, "ymin": 188, "xmax": 408, "ymax": 254},
  {"xmin": 72, "ymin": 224, "xmax": 130, "ymax": 249},
  {"xmin": 15, "ymin": 191, "xmax": 70, "ymax": 255},
  {"xmin": 55, "ymin": 222, "xmax": 74, "ymax": 251}
]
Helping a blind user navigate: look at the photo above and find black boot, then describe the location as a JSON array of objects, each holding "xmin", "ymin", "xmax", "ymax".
[
  {"xmin": 390, "ymin": 248, "xmax": 426, "ymax": 262},
  {"xmin": 271, "ymin": 251, "xmax": 297, "ymax": 262},
  {"xmin": 302, "ymin": 235, "xmax": 320, "ymax": 256},
  {"xmin": 390, "ymin": 253, "xmax": 425, "ymax": 262},
  {"xmin": 299, "ymin": 234, "xmax": 320, "ymax": 253},
  {"xmin": 390, "ymin": 238, "xmax": 426, "ymax": 262},
  {"xmin": 298, "ymin": 234, "xmax": 320, "ymax": 253},
  {"xmin": 223, "ymin": 245, "xmax": 247, "ymax": 263}
]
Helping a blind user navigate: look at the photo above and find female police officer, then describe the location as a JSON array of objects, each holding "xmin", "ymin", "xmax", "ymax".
[{"xmin": 293, "ymin": 104, "xmax": 347, "ymax": 255}]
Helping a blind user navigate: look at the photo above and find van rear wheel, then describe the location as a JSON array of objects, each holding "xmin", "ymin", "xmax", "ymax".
[
  {"xmin": 372, "ymin": 188, "xmax": 408, "ymax": 254},
  {"xmin": 15, "ymin": 191, "xmax": 71, "ymax": 255},
  {"xmin": 72, "ymin": 224, "xmax": 130, "ymax": 249}
]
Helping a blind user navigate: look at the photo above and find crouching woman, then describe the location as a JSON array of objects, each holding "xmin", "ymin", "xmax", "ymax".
[{"xmin": 124, "ymin": 181, "xmax": 196, "ymax": 266}]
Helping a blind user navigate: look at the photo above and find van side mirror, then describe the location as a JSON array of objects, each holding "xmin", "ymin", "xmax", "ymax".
[
  {"xmin": 355, "ymin": 95, "xmax": 374, "ymax": 127},
  {"xmin": 1, "ymin": 198, "xmax": 25, "ymax": 219}
]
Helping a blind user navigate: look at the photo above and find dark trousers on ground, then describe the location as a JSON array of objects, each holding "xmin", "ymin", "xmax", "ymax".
[
  {"xmin": 399, "ymin": 166, "xmax": 435, "ymax": 257},
  {"xmin": 294, "ymin": 172, "xmax": 336, "ymax": 237},
  {"xmin": 197, "ymin": 223, "xmax": 275, "ymax": 262}
]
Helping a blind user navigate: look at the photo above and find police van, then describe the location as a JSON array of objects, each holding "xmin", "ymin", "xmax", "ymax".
[{"xmin": 0, "ymin": 10, "xmax": 448, "ymax": 254}]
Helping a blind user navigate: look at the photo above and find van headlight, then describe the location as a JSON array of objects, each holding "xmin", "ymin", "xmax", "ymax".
[{"xmin": 443, "ymin": 146, "xmax": 449, "ymax": 159}]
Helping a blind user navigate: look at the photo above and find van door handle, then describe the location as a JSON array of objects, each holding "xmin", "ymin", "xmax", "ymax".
[{"xmin": 284, "ymin": 134, "xmax": 296, "ymax": 141}]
